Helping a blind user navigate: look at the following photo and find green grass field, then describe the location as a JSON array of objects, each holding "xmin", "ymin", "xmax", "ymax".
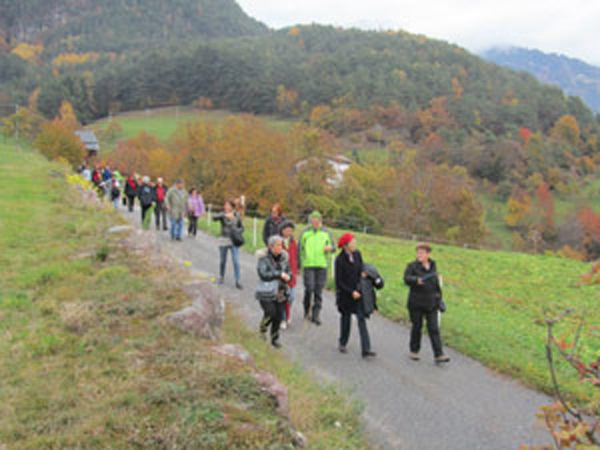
[
  {"xmin": 91, "ymin": 107, "xmax": 296, "ymax": 147},
  {"xmin": 199, "ymin": 214, "xmax": 600, "ymax": 405},
  {"xmin": 0, "ymin": 145, "xmax": 369, "ymax": 449}
]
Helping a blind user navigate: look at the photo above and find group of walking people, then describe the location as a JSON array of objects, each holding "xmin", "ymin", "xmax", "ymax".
[
  {"xmin": 82, "ymin": 164, "xmax": 451, "ymax": 363},
  {"xmin": 254, "ymin": 205, "xmax": 451, "ymax": 363}
]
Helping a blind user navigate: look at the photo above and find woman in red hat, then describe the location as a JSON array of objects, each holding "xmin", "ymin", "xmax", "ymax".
[{"xmin": 334, "ymin": 233, "xmax": 376, "ymax": 358}]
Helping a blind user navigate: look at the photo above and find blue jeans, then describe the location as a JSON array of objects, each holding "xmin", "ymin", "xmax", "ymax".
[
  {"xmin": 170, "ymin": 217, "xmax": 183, "ymax": 240},
  {"xmin": 219, "ymin": 245, "xmax": 241, "ymax": 282}
]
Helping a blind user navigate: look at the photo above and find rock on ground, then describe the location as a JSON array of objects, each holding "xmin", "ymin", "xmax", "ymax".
[
  {"xmin": 167, "ymin": 281, "xmax": 225, "ymax": 341},
  {"xmin": 253, "ymin": 371, "xmax": 290, "ymax": 418}
]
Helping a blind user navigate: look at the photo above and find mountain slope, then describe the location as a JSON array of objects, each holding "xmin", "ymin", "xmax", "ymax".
[
  {"xmin": 483, "ymin": 47, "xmax": 600, "ymax": 112},
  {"xmin": 0, "ymin": 0, "xmax": 268, "ymax": 54}
]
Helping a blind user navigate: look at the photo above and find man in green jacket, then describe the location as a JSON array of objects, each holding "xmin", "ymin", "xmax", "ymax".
[{"xmin": 298, "ymin": 211, "xmax": 335, "ymax": 325}]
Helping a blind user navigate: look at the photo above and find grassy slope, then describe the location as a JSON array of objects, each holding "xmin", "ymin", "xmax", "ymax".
[
  {"xmin": 200, "ymin": 215, "xmax": 600, "ymax": 405},
  {"xmin": 91, "ymin": 107, "xmax": 296, "ymax": 147},
  {"xmin": 0, "ymin": 145, "xmax": 368, "ymax": 449}
]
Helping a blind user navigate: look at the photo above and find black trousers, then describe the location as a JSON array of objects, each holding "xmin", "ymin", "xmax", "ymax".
[
  {"xmin": 339, "ymin": 308, "xmax": 371, "ymax": 354},
  {"xmin": 409, "ymin": 307, "xmax": 443, "ymax": 357},
  {"xmin": 303, "ymin": 268, "xmax": 327, "ymax": 320},
  {"xmin": 127, "ymin": 195, "xmax": 136, "ymax": 212},
  {"xmin": 259, "ymin": 300, "xmax": 284, "ymax": 343},
  {"xmin": 155, "ymin": 202, "xmax": 168, "ymax": 230},
  {"xmin": 188, "ymin": 215, "xmax": 198, "ymax": 236}
]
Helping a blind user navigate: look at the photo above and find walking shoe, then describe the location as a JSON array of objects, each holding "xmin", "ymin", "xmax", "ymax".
[
  {"xmin": 235, "ymin": 282, "xmax": 243, "ymax": 290},
  {"xmin": 435, "ymin": 355, "xmax": 451, "ymax": 363},
  {"xmin": 338, "ymin": 345, "xmax": 347, "ymax": 354},
  {"xmin": 312, "ymin": 317, "xmax": 321, "ymax": 326},
  {"xmin": 280, "ymin": 321, "xmax": 287, "ymax": 331},
  {"xmin": 409, "ymin": 352, "xmax": 420, "ymax": 361},
  {"xmin": 362, "ymin": 351, "xmax": 377, "ymax": 358},
  {"xmin": 271, "ymin": 340, "xmax": 282, "ymax": 349}
]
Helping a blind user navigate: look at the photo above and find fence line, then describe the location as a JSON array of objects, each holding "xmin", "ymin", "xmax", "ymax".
[{"xmin": 203, "ymin": 203, "xmax": 514, "ymax": 256}]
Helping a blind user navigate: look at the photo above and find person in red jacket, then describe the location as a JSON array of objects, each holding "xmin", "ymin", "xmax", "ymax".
[
  {"xmin": 153, "ymin": 177, "xmax": 169, "ymax": 231},
  {"xmin": 279, "ymin": 220, "xmax": 299, "ymax": 329}
]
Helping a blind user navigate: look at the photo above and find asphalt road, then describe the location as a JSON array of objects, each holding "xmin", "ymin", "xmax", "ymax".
[{"xmin": 123, "ymin": 210, "xmax": 551, "ymax": 450}]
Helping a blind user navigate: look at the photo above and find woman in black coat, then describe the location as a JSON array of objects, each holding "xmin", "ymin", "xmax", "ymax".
[
  {"xmin": 403, "ymin": 243, "xmax": 450, "ymax": 363},
  {"xmin": 335, "ymin": 233, "xmax": 376, "ymax": 358}
]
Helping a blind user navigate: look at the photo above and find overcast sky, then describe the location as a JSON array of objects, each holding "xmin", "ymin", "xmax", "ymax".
[{"xmin": 237, "ymin": 0, "xmax": 600, "ymax": 65}]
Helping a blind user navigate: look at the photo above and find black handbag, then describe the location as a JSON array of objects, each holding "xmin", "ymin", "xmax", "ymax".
[
  {"xmin": 230, "ymin": 226, "xmax": 245, "ymax": 247},
  {"xmin": 255, "ymin": 279, "xmax": 279, "ymax": 300}
]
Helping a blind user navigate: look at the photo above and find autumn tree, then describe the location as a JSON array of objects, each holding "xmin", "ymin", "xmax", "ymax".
[
  {"xmin": 550, "ymin": 115, "xmax": 581, "ymax": 147},
  {"xmin": 33, "ymin": 121, "xmax": 85, "ymax": 166}
]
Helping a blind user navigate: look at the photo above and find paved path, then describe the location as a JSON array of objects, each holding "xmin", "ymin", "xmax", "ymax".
[{"xmin": 124, "ymin": 211, "xmax": 551, "ymax": 449}]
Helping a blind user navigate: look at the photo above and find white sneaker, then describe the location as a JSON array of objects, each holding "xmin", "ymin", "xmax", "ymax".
[{"xmin": 280, "ymin": 321, "xmax": 287, "ymax": 331}]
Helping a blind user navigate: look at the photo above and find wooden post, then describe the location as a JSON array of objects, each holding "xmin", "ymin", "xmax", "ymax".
[{"xmin": 253, "ymin": 217, "xmax": 258, "ymax": 248}]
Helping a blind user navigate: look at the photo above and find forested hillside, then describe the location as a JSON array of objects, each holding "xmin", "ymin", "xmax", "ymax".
[
  {"xmin": 4, "ymin": 0, "xmax": 600, "ymax": 256},
  {"xmin": 484, "ymin": 47, "xmax": 600, "ymax": 112},
  {"xmin": 0, "ymin": 0, "xmax": 267, "ymax": 53}
]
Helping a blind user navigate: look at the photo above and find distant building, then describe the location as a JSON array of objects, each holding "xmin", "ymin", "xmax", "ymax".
[
  {"xmin": 295, "ymin": 154, "xmax": 353, "ymax": 187},
  {"xmin": 75, "ymin": 130, "xmax": 100, "ymax": 160}
]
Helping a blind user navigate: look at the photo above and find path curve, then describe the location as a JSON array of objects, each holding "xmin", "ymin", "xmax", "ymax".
[{"xmin": 123, "ymin": 211, "xmax": 551, "ymax": 449}]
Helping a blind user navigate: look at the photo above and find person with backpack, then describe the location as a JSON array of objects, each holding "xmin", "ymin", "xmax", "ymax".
[
  {"xmin": 403, "ymin": 243, "xmax": 450, "ymax": 363},
  {"xmin": 187, "ymin": 187, "xmax": 205, "ymax": 237},
  {"xmin": 213, "ymin": 200, "xmax": 244, "ymax": 289},
  {"xmin": 124, "ymin": 175, "xmax": 138, "ymax": 212},
  {"xmin": 165, "ymin": 179, "xmax": 187, "ymax": 241},
  {"xmin": 138, "ymin": 176, "xmax": 155, "ymax": 227},
  {"xmin": 153, "ymin": 177, "xmax": 169, "ymax": 231},
  {"xmin": 256, "ymin": 235, "xmax": 291, "ymax": 348},
  {"xmin": 262, "ymin": 203, "xmax": 286, "ymax": 246},
  {"xmin": 335, "ymin": 233, "xmax": 377, "ymax": 358},
  {"xmin": 298, "ymin": 211, "xmax": 335, "ymax": 326},
  {"xmin": 279, "ymin": 220, "xmax": 298, "ymax": 329}
]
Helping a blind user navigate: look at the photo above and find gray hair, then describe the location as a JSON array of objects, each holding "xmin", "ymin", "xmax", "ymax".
[
  {"xmin": 268, "ymin": 235, "xmax": 284, "ymax": 248},
  {"xmin": 142, "ymin": 176, "xmax": 150, "ymax": 184}
]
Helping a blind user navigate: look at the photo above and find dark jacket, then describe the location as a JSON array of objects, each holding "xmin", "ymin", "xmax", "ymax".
[
  {"xmin": 359, "ymin": 263, "xmax": 384, "ymax": 317},
  {"xmin": 335, "ymin": 250, "xmax": 364, "ymax": 315},
  {"xmin": 256, "ymin": 250, "xmax": 291, "ymax": 302},
  {"xmin": 125, "ymin": 177, "xmax": 138, "ymax": 197},
  {"xmin": 138, "ymin": 184, "xmax": 155, "ymax": 207},
  {"xmin": 213, "ymin": 212, "xmax": 243, "ymax": 241},
  {"xmin": 263, "ymin": 215, "xmax": 286, "ymax": 246},
  {"xmin": 404, "ymin": 259, "xmax": 442, "ymax": 311}
]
